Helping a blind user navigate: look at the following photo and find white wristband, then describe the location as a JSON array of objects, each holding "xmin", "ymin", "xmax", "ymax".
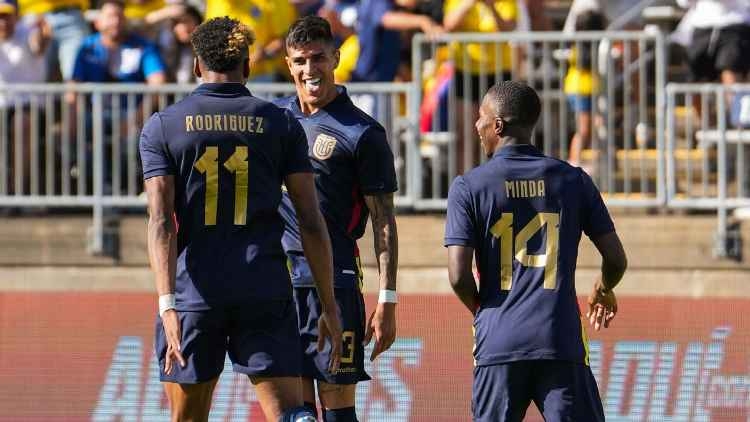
[
  {"xmin": 159, "ymin": 294, "xmax": 176, "ymax": 317},
  {"xmin": 378, "ymin": 289, "xmax": 398, "ymax": 304}
]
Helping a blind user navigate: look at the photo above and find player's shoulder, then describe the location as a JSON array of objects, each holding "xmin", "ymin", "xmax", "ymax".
[{"xmin": 272, "ymin": 94, "xmax": 297, "ymax": 110}]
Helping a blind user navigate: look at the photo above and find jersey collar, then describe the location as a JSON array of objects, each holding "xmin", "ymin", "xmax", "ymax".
[
  {"xmin": 493, "ymin": 143, "xmax": 543, "ymax": 158},
  {"xmin": 192, "ymin": 82, "xmax": 252, "ymax": 97}
]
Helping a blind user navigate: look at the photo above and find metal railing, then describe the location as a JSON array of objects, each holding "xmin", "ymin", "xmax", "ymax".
[
  {"xmin": 411, "ymin": 30, "xmax": 666, "ymax": 209},
  {"xmin": 666, "ymin": 83, "xmax": 750, "ymax": 257},
  {"xmin": 0, "ymin": 82, "xmax": 418, "ymax": 254}
]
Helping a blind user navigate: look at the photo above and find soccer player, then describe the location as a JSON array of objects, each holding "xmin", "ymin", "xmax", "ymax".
[
  {"xmin": 445, "ymin": 81, "xmax": 627, "ymax": 421},
  {"xmin": 276, "ymin": 16, "xmax": 399, "ymax": 422},
  {"xmin": 139, "ymin": 17, "xmax": 342, "ymax": 422}
]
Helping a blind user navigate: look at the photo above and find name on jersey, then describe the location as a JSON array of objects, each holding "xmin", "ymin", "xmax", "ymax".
[
  {"xmin": 184, "ymin": 114, "xmax": 265, "ymax": 133},
  {"xmin": 505, "ymin": 179, "xmax": 546, "ymax": 199}
]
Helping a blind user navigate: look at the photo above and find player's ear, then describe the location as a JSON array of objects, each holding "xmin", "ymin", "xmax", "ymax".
[
  {"xmin": 242, "ymin": 57, "xmax": 250, "ymax": 79},
  {"xmin": 494, "ymin": 117, "xmax": 504, "ymax": 136},
  {"xmin": 333, "ymin": 48, "xmax": 340, "ymax": 70},
  {"xmin": 193, "ymin": 57, "xmax": 201, "ymax": 79}
]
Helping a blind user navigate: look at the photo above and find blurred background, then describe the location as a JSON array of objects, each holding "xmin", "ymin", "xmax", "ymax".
[{"xmin": 1, "ymin": 0, "xmax": 750, "ymax": 420}]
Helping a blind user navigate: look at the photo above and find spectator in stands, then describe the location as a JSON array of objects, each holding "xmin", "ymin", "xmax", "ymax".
[
  {"xmin": 565, "ymin": 10, "xmax": 606, "ymax": 171},
  {"xmin": 18, "ymin": 0, "xmax": 89, "ymax": 81},
  {"xmin": 443, "ymin": 0, "xmax": 520, "ymax": 173},
  {"xmin": 353, "ymin": 0, "xmax": 443, "ymax": 83},
  {"xmin": 147, "ymin": 2, "xmax": 202, "ymax": 83},
  {"xmin": 0, "ymin": 0, "xmax": 51, "ymax": 194},
  {"xmin": 71, "ymin": 0, "xmax": 166, "ymax": 85},
  {"xmin": 67, "ymin": 0, "xmax": 165, "ymax": 194},
  {"xmin": 205, "ymin": 0, "xmax": 296, "ymax": 82},
  {"xmin": 674, "ymin": 0, "xmax": 750, "ymax": 86}
]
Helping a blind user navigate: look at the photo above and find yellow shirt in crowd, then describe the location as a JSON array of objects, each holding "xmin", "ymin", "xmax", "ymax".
[
  {"xmin": 205, "ymin": 0, "xmax": 296, "ymax": 79},
  {"xmin": 19, "ymin": 0, "xmax": 87, "ymax": 15},
  {"xmin": 124, "ymin": 0, "xmax": 164, "ymax": 20},
  {"xmin": 443, "ymin": 0, "xmax": 517, "ymax": 74},
  {"xmin": 563, "ymin": 47, "xmax": 598, "ymax": 96}
]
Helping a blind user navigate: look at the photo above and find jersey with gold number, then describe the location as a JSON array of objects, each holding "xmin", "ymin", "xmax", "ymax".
[
  {"xmin": 139, "ymin": 83, "xmax": 312, "ymax": 310},
  {"xmin": 444, "ymin": 144, "xmax": 614, "ymax": 366}
]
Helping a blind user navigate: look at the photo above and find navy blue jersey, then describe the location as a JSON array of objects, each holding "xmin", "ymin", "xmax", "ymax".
[
  {"xmin": 139, "ymin": 83, "xmax": 312, "ymax": 310},
  {"xmin": 444, "ymin": 144, "xmax": 615, "ymax": 366},
  {"xmin": 275, "ymin": 87, "xmax": 398, "ymax": 288}
]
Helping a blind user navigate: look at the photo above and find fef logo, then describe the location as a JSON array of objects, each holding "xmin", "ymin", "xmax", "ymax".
[{"xmin": 313, "ymin": 133, "xmax": 337, "ymax": 160}]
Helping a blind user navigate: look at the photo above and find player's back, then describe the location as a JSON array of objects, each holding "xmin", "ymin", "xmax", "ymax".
[
  {"xmin": 446, "ymin": 144, "xmax": 614, "ymax": 366},
  {"xmin": 140, "ymin": 83, "xmax": 311, "ymax": 310}
]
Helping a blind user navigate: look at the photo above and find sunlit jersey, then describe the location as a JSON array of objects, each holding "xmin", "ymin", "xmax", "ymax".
[
  {"xmin": 139, "ymin": 83, "xmax": 312, "ymax": 310},
  {"xmin": 275, "ymin": 87, "xmax": 398, "ymax": 288},
  {"xmin": 445, "ymin": 144, "xmax": 615, "ymax": 366}
]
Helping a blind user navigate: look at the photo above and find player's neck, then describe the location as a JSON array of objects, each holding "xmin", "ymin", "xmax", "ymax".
[
  {"xmin": 496, "ymin": 136, "xmax": 530, "ymax": 152},
  {"xmin": 200, "ymin": 71, "xmax": 246, "ymax": 84},
  {"xmin": 299, "ymin": 86, "xmax": 338, "ymax": 116}
]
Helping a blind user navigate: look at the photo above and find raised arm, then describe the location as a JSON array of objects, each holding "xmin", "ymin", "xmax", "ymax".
[
  {"xmin": 447, "ymin": 245, "xmax": 479, "ymax": 315},
  {"xmin": 285, "ymin": 172, "xmax": 342, "ymax": 372},
  {"xmin": 144, "ymin": 175, "xmax": 184, "ymax": 374}
]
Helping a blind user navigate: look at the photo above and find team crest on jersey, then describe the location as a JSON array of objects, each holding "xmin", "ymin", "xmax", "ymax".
[{"xmin": 313, "ymin": 133, "xmax": 337, "ymax": 160}]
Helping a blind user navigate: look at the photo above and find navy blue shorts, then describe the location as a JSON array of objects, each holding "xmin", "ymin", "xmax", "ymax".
[
  {"xmin": 294, "ymin": 287, "xmax": 371, "ymax": 384},
  {"xmin": 155, "ymin": 299, "xmax": 301, "ymax": 384},
  {"xmin": 472, "ymin": 360, "xmax": 604, "ymax": 422}
]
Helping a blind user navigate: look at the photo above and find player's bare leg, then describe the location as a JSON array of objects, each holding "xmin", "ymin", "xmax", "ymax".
[
  {"xmin": 301, "ymin": 377, "xmax": 317, "ymax": 405},
  {"xmin": 318, "ymin": 382, "xmax": 357, "ymax": 420},
  {"xmin": 251, "ymin": 376, "xmax": 304, "ymax": 421},
  {"xmin": 163, "ymin": 378, "xmax": 218, "ymax": 422}
]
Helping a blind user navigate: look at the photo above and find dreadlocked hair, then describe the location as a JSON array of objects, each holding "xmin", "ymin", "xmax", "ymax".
[{"xmin": 191, "ymin": 17, "xmax": 255, "ymax": 72}]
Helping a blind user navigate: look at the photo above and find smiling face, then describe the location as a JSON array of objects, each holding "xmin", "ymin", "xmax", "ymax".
[{"xmin": 285, "ymin": 40, "xmax": 339, "ymax": 114}]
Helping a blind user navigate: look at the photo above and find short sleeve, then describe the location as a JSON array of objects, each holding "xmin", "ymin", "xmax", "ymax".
[
  {"xmin": 139, "ymin": 113, "xmax": 175, "ymax": 180},
  {"xmin": 580, "ymin": 170, "xmax": 615, "ymax": 238},
  {"xmin": 141, "ymin": 41, "xmax": 166, "ymax": 78},
  {"xmin": 282, "ymin": 111, "xmax": 313, "ymax": 175},
  {"xmin": 444, "ymin": 176, "xmax": 475, "ymax": 247},
  {"xmin": 355, "ymin": 126, "xmax": 398, "ymax": 194}
]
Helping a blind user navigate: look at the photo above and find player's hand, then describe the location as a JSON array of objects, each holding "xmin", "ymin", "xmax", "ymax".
[
  {"xmin": 318, "ymin": 308, "xmax": 343, "ymax": 374},
  {"xmin": 161, "ymin": 309, "xmax": 186, "ymax": 375},
  {"xmin": 364, "ymin": 302, "xmax": 396, "ymax": 361},
  {"xmin": 586, "ymin": 279, "xmax": 617, "ymax": 331}
]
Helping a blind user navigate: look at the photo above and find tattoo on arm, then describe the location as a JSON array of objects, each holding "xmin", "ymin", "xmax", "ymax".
[{"xmin": 365, "ymin": 193, "xmax": 398, "ymax": 291}]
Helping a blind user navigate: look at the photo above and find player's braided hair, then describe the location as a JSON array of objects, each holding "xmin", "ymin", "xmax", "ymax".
[
  {"xmin": 286, "ymin": 15, "xmax": 335, "ymax": 51},
  {"xmin": 191, "ymin": 17, "xmax": 255, "ymax": 73},
  {"xmin": 487, "ymin": 81, "xmax": 541, "ymax": 130}
]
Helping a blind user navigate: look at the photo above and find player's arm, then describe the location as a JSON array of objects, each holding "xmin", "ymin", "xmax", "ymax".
[
  {"xmin": 144, "ymin": 175, "xmax": 185, "ymax": 374},
  {"xmin": 587, "ymin": 231, "xmax": 627, "ymax": 331},
  {"xmin": 363, "ymin": 192, "xmax": 399, "ymax": 361},
  {"xmin": 447, "ymin": 245, "xmax": 479, "ymax": 315},
  {"xmin": 285, "ymin": 172, "xmax": 342, "ymax": 372}
]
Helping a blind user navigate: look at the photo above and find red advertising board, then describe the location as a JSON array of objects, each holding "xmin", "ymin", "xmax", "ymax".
[{"xmin": 1, "ymin": 293, "xmax": 749, "ymax": 421}]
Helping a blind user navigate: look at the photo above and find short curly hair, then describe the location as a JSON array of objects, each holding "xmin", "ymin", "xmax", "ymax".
[
  {"xmin": 285, "ymin": 15, "xmax": 335, "ymax": 51},
  {"xmin": 486, "ymin": 81, "xmax": 541, "ymax": 130},
  {"xmin": 191, "ymin": 17, "xmax": 255, "ymax": 73}
]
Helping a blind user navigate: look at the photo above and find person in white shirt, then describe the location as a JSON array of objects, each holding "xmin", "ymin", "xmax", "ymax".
[
  {"xmin": 0, "ymin": 0, "xmax": 51, "ymax": 195},
  {"xmin": 674, "ymin": 0, "xmax": 750, "ymax": 84}
]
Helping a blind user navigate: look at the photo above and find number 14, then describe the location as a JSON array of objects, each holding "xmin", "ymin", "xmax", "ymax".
[{"xmin": 490, "ymin": 212, "xmax": 560, "ymax": 291}]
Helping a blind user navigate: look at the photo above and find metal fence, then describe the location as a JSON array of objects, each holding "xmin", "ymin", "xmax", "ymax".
[
  {"xmin": 666, "ymin": 83, "xmax": 750, "ymax": 257},
  {"xmin": 0, "ymin": 82, "xmax": 417, "ymax": 254},
  {"xmin": 411, "ymin": 30, "xmax": 666, "ymax": 209}
]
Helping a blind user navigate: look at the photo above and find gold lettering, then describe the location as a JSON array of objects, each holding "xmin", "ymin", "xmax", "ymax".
[
  {"xmin": 223, "ymin": 115, "xmax": 227, "ymax": 132},
  {"xmin": 214, "ymin": 115, "xmax": 222, "ymax": 131},
  {"xmin": 505, "ymin": 181, "xmax": 514, "ymax": 198},
  {"xmin": 185, "ymin": 115, "xmax": 194, "ymax": 132},
  {"xmin": 519, "ymin": 181, "xmax": 528, "ymax": 198},
  {"xmin": 195, "ymin": 115, "xmax": 203, "ymax": 130},
  {"xmin": 246, "ymin": 115, "xmax": 255, "ymax": 133},
  {"xmin": 204, "ymin": 114, "xmax": 213, "ymax": 130},
  {"xmin": 229, "ymin": 115, "xmax": 237, "ymax": 131},
  {"xmin": 238, "ymin": 115, "xmax": 247, "ymax": 132},
  {"xmin": 538, "ymin": 181, "xmax": 545, "ymax": 197},
  {"xmin": 255, "ymin": 117, "xmax": 264, "ymax": 133},
  {"xmin": 528, "ymin": 181, "xmax": 536, "ymax": 197}
]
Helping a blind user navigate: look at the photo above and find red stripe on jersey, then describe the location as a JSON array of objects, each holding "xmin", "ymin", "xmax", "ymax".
[{"xmin": 347, "ymin": 186, "xmax": 363, "ymax": 234}]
